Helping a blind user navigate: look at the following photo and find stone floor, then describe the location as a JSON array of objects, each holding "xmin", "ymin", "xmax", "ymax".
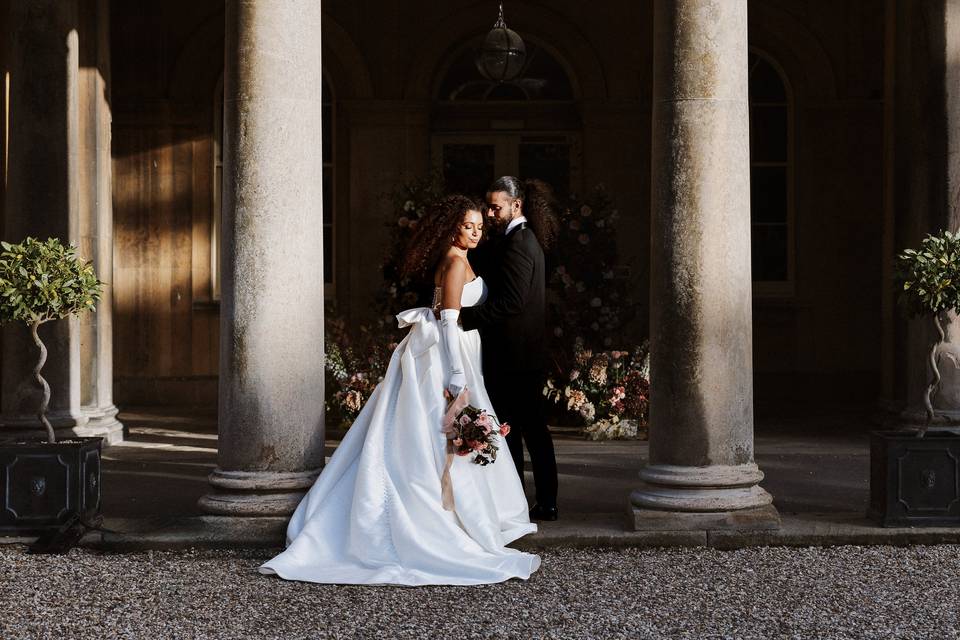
[
  {"xmin": 8, "ymin": 403, "xmax": 959, "ymax": 550},
  {"xmin": 101, "ymin": 405, "xmax": 873, "ymax": 520}
]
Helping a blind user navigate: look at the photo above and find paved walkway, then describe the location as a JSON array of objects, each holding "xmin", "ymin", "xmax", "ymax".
[
  {"xmin": 7, "ymin": 405, "xmax": 960, "ymax": 549},
  {"xmin": 100, "ymin": 406, "xmax": 872, "ymax": 520}
]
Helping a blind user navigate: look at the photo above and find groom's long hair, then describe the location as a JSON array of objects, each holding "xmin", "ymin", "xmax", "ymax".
[
  {"xmin": 398, "ymin": 194, "xmax": 484, "ymax": 280},
  {"xmin": 489, "ymin": 176, "xmax": 560, "ymax": 250}
]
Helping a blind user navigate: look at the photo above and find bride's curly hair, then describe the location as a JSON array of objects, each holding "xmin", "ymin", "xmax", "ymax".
[
  {"xmin": 398, "ymin": 194, "xmax": 485, "ymax": 280},
  {"xmin": 488, "ymin": 176, "xmax": 560, "ymax": 250}
]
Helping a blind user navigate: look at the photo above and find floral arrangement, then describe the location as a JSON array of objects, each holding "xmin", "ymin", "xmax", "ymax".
[
  {"xmin": 324, "ymin": 306, "xmax": 392, "ymax": 428},
  {"xmin": 545, "ymin": 184, "xmax": 639, "ymax": 375},
  {"xmin": 372, "ymin": 170, "xmax": 448, "ymax": 335},
  {"xmin": 544, "ymin": 342, "xmax": 651, "ymax": 440},
  {"xmin": 442, "ymin": 389, "xmax": 509, "ymax": 466}
]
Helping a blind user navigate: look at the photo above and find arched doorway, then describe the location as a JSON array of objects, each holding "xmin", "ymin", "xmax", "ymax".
[{"xmin": 430, "ymin": 38, "xmax": 581, "ymax": 201}]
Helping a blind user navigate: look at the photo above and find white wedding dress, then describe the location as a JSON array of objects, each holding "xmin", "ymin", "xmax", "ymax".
[{"xmin": 259, "ymin": 276, "xmax": 540, "ymax": 585}]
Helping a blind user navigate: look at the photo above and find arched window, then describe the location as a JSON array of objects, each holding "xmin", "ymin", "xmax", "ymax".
[
  {"xmin": 432, "ymin": 39, "xmax": 580, "ymax": 201},
  {"xmin": 436, "ymin": 40, "xmax": 574, "ymax": 102},
  {"xmin": 210, "ymin": 73, "xmax": 335, "ymax": 299},
  {"xmin": 749, "ymin": 51, "xmax": 793, "ymax": 292}
]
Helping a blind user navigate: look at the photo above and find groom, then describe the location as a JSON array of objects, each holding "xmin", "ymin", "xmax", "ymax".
[{"xmin": 460, "ymin": 176, "xmax": 559, "ymax": 521}]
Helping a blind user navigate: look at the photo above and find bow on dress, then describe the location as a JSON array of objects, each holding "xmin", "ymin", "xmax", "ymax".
[{"xmin": 395, "ymin": 307, "xmax": 440, "ymax": 357}]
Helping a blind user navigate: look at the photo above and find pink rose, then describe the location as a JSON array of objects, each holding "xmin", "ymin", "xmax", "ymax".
[
  {"xmin": 459, "ymin": 414, "xmax": 471, "ymax": 426},
  {"xmin": 499, "ymin": 423, "xmax": 511, "ymax": 437}
]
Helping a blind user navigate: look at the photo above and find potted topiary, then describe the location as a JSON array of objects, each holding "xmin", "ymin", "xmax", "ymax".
[
  {"xmin": 870, "ymin": 230, "xmax": 960, "ymax": 526},
  {"xmin": 0, "ymin": 237, "xmax": 105, "ymax": 534}
]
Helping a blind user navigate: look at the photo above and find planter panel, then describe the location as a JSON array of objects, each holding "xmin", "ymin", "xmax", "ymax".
[
  {"xmin": 0, "ymin": 438, "xmax": 103, "ymax": 533},
  {"xmin": 870, "ymin": 430, "xmax": 960, "ymax": 527}
]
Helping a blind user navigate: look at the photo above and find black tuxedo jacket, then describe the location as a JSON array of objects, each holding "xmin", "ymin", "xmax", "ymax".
[{"xmin": 462, "ymin": 223, "xmax": 546, "ymax": 374}]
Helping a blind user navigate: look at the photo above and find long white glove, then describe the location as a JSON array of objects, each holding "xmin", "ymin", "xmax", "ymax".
[{"xmin": 440, "ymin": 309, "xmax": 466, "ymax": 396}]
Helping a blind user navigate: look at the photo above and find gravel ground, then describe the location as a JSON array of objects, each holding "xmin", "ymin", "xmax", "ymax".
[{"xmin": 1, "ymin": 545, "xmax": 958, "ymax": 639}]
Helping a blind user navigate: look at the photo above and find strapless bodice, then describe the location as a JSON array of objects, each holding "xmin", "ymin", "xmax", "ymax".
[{"xmin": 432, "ymin": 276, "xmax": 488, "ymax": 311}]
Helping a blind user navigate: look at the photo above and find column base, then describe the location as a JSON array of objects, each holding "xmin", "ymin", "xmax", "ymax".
[
  {"xmin": 898, "ymin": 404, "xmax": 960, "ymax": 431},
  {"xmin": 0, "ymin": 409, "xmax": 118, "ymax": 444},
  {"xmin": 198, "ymin": 467, "xmax": 322, "ymax": 517},
  {"xmin": 81, "ymin": 404, "xmax": 124, "ymax": 445},
  {"xmin": 628, "ymin": 502, "xmax": 781, "ymax": 531},
  {"xmin": 629, "ymin": 462, "xmax": 780, "ymax": 531}
]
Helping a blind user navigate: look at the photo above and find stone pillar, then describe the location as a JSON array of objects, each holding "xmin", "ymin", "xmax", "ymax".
[
  {"xmin": 1, "ymin": 0, "xmax": 90, "ymax": 439},
  {"xmin": 630, "ymin": 0, "xmax": 779, "ymax": 530},
  {"xmin": 77, "ymin": 0, "xmax": 122, "ymax": 444},
  {"xmin": 198, "ymin": 0, "xmax": 325, "ymax": 517},
  {"xmin": 882, "ymin": 0, "xmax": 960, "ymax": 426}
]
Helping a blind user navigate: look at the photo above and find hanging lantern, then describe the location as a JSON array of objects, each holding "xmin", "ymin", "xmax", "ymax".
[{"xmin": 475, "ymin": 3, "xmax": 526, "ymax": 83}]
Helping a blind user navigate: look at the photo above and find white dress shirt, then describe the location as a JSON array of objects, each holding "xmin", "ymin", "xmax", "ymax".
[{"xmin": 505, "ymin": 215, "xmax": 528, "ymax": 235}]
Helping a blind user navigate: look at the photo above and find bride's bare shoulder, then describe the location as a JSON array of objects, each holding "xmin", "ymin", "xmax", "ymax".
[{"xmin": 439, "ymin": 253, "xmax": 469, "ymax": 275}]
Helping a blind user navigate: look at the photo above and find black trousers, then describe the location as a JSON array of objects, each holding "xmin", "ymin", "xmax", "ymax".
[{"xmin": 485, "ymin": 371, "xmax": 558, "ymax": 508}]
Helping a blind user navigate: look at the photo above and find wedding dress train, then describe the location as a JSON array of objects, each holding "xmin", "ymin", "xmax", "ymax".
[{"xmin": 259, "ymin": 277, "xmax": 540, "ymax": 585}]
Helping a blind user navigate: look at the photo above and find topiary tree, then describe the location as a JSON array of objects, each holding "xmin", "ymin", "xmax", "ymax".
[
  {"xmin": 896, "ymin": 229, "xmax": 960, "ymax": 432},
  {"xmin": 0, "ymin": 238, "xmax": 103, "ymax": 443}
]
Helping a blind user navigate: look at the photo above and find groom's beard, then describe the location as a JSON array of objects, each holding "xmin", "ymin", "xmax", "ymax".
[{"xmin": 488, "ymin": 217, "xmax": 509, "ymax": 235}]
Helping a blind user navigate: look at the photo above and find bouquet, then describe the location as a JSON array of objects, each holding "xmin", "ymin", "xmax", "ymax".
[{"xmin": 442, "ymin": 388, "xmax": 510, "ymax": 466}]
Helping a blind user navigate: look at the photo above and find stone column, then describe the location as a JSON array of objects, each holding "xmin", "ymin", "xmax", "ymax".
[
  {"xmin": 199, "ymin": 0, "xmax": 325, "ymax": 517},
  {"xmin": 882, "ymin": 0, "xmax": 960, "ymax": 426},
  {"xmin": 1, "ymin": 0, "xmax": 90, "ymax": 439},
  {"xmin": 78, "ymin": 0, "xmax": 122, "ymax": 444},
  {"xmin": 630, "ymin": 0, "xmax": 779, "ymax": 530}
]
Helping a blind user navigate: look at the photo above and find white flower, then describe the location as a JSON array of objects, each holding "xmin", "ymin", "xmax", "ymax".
[
  {"xmin": 579, "ymin": 401, "xmax": 596, "ymax": 423},
  {"xmin": 403, "ymin": 200, "xmax": 415, "ymax": 212},
  {"xmin": 603, "ymin": 270, "xmax": 614, "ymax": 280},
  {"xmin": 580, "ymin": 205, "xmax": 592, "ymax": 217},
  {"xmin": 590, "ymin": 297, "xmax": 602, "ymax": 307},
  {"xmin": 576, "ymin": 281, "xmax": 586, "ymax": 292},
  {"xmin": 597, "ymin": 219, "xmax": 606, "ymax": 228}
]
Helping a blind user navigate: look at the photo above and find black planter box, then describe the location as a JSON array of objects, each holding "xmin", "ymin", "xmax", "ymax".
[
  {"xmin": 870, "ymin": 430, "xmax": 960, "ymax": 527},
  {"xmin": 0, "ymin": 437, "xmax": 102, "ymax": 533}
]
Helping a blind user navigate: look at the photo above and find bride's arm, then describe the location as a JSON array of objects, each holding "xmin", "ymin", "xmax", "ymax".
[
  {"xmin": 439, "ymin": 257, "xmax": 466, "ymax": 311},
  {"xmin": 439, "ymin": 258, "xmax": 467, "ymax": 395}
]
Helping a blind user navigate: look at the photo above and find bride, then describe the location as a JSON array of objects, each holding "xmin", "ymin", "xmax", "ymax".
[{"xmin": 259, "ymin": 194, "xmax": 541, "ymax": 586}]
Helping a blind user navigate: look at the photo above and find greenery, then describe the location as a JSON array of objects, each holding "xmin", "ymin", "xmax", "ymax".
[
  {"xmin": 896, "ymin": 230, "xmax": 960, "ymax": 318},
  {"xmin": 0, "ymin": 237, "xmax": 103, "ymax": 442},
  {"xmin": 895, "ymin": 229, "xmax": 960, "ymax": 429},
  {"xmin": 545, "ymin": 185, "xmax": 639, "ymax": 375}
]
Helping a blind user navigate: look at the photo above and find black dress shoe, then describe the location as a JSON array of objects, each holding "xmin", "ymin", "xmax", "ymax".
[{"xmin": 529, "ymin": 504, "xmax": 558, "ymax": 521}]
